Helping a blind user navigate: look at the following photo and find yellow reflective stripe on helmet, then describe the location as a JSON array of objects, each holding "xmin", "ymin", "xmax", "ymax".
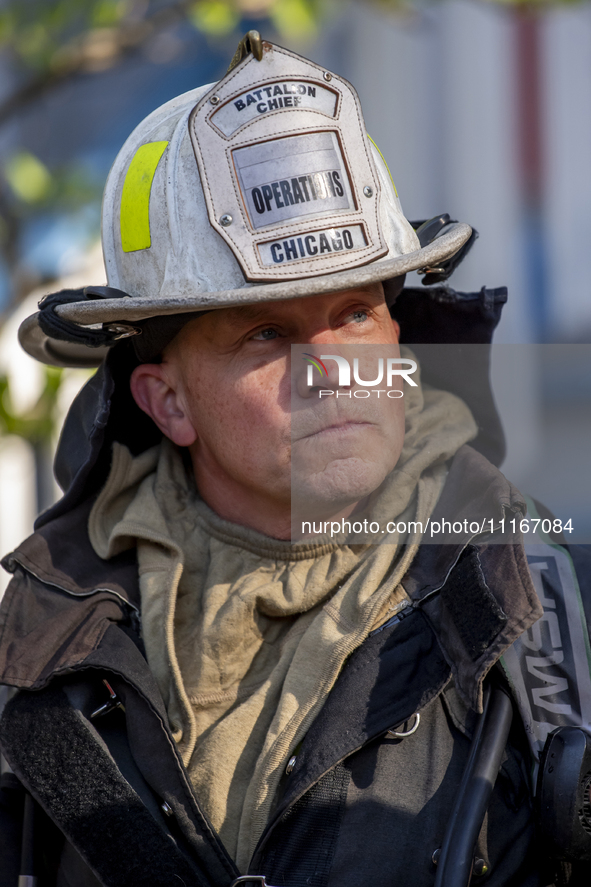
[
  {"xmin": 120, "ymin": 141, "xmax": 169, "ymax": 252},
  {"xmin": 367, "ymin": 134, "xmax": 398, "ymax": 198}
]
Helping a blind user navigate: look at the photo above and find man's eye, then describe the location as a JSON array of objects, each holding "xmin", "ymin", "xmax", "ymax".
[
  {"xmin": 252, "ymin": 328, "xmax": 279, "ymax": 340},
  {"xmin": 348, "ymin": 310, "xmax": 369, "ymax": 323}
]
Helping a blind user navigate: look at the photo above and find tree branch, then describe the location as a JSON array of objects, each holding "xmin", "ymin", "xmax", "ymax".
[{"xmin": 0, "ymin": 1, "xmax": 196, "ymax": 130}]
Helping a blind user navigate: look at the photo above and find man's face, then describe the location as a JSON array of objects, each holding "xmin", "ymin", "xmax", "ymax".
[{"xmin": 135, "ymin": 283, "xmax": 404, "ymax": 536}]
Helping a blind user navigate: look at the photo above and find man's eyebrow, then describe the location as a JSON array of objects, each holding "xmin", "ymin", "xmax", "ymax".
[
  {"xmin": 228, "ymin": 288, "xmax": 383, "ymax": 321},
  {"xmin": 219, "ymin": 286, "xmax": 385, "ymax": 330}
]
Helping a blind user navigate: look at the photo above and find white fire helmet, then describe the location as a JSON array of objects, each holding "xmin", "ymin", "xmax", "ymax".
[{"xmin": 20, "ymin": 34, "xmax": 471, "ymax": 367}]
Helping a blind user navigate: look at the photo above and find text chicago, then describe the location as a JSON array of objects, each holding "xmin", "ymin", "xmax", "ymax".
[{"xmin": 266, "ymin": 229, "xmax": 356, "ymax": 264}]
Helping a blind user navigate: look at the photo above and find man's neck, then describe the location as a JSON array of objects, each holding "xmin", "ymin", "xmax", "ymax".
[
  {"xmin": 189, "ymin": 451, "xmax": 361, "ymax": 541},
  {"xmin": 190, "ymin": 457, "xmax": 292, "ymax": 540}
]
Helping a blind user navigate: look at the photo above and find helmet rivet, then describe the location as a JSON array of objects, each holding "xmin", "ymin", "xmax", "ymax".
[
  {"xmin": 323, "ymin": 71, "xmax": 332, "ymax": 82},
  {"xmin": 220, "ymin": 213, "xmax": 233, "ymax": 227},
  {"xmin": 363, "ymin": 185, "xmax": 373, "ymax": 198},
  {"xmin": 210, "ymin": 95, "xmax": 220, "ymax": 106}
]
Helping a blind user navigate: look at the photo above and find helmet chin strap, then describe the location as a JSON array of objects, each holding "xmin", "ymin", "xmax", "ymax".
[
  {"xmin": 37, "ymin": 287, "xmax": 138, "ymax": 350},
  {"xmin": 37, "ymin": 285, "xmax": 210, "ymax": 361},
  {"xmin": 411, "ymin": 215, "xmax": 479, "ymax": 285}
]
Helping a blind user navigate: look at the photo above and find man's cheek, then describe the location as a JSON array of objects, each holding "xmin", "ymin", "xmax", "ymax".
[{"xmin": 218, "ymin": 401, "xmax": 289, "ymax": 468}]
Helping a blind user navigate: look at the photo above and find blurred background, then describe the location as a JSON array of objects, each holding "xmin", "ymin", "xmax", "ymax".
[{"xmin": 0, "ymin": 0, "xmax": 590, "ymax": 592}]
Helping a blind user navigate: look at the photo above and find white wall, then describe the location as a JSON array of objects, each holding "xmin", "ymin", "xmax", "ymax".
[
  {"xmin": 0, "ymin": 436, "xmax": 37, "ymax": 598},
  {"xmin": 542, "ymin": 4, "xmax": 591, "ymax": 340}
]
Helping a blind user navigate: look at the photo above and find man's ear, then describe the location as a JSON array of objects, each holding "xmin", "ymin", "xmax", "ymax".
[{"xmin": 130, "ymin": 364, "xmax": 197, "ymax": 447}]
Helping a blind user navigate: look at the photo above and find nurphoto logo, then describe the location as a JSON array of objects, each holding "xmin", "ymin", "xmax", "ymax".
[{"xmin": 302, "ymin": 353, "xmax": 418, "ymax": 398}]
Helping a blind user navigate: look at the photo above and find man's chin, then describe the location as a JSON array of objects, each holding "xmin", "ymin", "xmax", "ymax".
[{"xmin": 291, "ymin": 456, "xmax": 392, "ymax": 523}]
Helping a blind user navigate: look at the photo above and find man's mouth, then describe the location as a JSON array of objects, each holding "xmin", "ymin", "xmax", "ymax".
[{"xmin": 300, "ymin": 419, "xmax": 374, "ymax": 441}]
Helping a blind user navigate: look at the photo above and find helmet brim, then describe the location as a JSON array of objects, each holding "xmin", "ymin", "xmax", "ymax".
[{"xmin": 19, "ymin": 223, "xmax": 471, "ymax": 367}]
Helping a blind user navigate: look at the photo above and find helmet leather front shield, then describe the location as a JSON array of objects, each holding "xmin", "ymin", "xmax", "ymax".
[{"xmin": 189, "ymin": 42, "xmax": 388, "ymax": 281}]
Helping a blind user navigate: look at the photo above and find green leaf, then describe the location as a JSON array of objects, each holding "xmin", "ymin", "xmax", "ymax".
[
  {"xmin": 4, "ymin": 151, "xmax": 53, "ymax": 203},
  {"xmin": 16, "ymin": 20, "xmax": 54, "ymax": 67},
  {"xmin": 0, "ymin": 366, "xmax": 65, "ymax": 444},
  {"xmin": 189, "ymin": 1, "xmax": 240, "ymax": 36},
  {"xmin": 270, "ymin": 0, "xmax": 318, "ymax": 41},
  {"xmin": 91, "ymin": 0, "xmax": 129, "ymax": 27}
]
